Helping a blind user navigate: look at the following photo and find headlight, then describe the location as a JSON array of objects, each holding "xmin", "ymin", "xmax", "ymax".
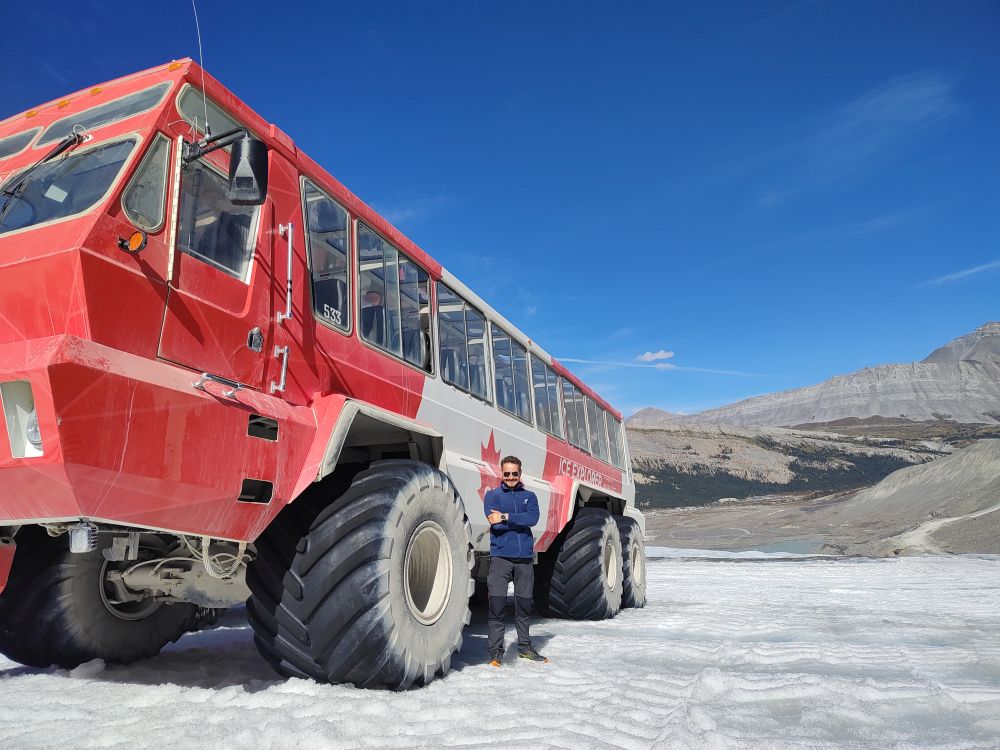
[{"xmin": 24, "ymin": 409, "xmax": 42, "ymax": 449}]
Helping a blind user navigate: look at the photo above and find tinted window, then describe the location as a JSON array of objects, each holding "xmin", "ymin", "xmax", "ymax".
[
  {"xmin": 587, "ymin": 398, "xmax": 610, "ymax": 462},
  {"xmin": 607, "ymin": 417, "xmax": 624, "ymax": 469},
  {"xmin": 0, "ymin": 139, "xmax": 136, "ymax": 236},
  {"xmin": 177, "ymin": 87, "xmax": 244, "ymax": 139},
  {"xmin": 177, "ymin": 159, "xmax": 258, "ymax": 279},
  {"xmin": 303, "ymin": 180, "xmax": 349, "ymax": 331},
  {"xmin": 0, "ymin": 129, "xmax": 39, "ymax": 160},
  {"xmin": 359, "ymin": 224, "xmax": 431, "ymax": 369},
  {"xmin": 39, "ymin": 83, "xmax": 170, "ymax": 146},
  {"xmin": 492, "ymin": 323, "xmax": 532, "ymax": 423},
  {"xmin": 531, "ymin": 356, "xmax": 563, "ymax": 439},
  {"xmin": 437, "ymin": 283, "xmax": 490, "ymax": 400},
  {"xmin": 562, "ymin": 380, "xmax": 589, "ymax": 451},
  {"xmin": 122, "ymin": 136, "xmax": 170, "ymax": 230}
]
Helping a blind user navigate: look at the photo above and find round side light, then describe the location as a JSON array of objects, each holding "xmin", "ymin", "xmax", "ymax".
[{"xmin": 118, "ymin": 231, "xmax": 148, "ymax": 254}]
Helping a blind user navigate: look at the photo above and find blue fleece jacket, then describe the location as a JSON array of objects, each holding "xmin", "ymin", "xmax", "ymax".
[{"xmin": 484, "ymin": 482, "xmax": 540, "ymax": 558}]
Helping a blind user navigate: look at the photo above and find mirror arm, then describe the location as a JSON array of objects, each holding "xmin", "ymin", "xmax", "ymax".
[{"xmin": 182, "ymin": 127, "xmax": 249, "ymax": 163}]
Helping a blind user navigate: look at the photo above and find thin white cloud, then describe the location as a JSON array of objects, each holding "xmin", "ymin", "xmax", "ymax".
[
  {"xmin": 918, "ymin": 259, "xmax": 1000, "ymax": 288},
  {"xmin": 635, "ymin": 349, "xmax": 675, "ymax": 362},
  {"xmin": 757, "ymin": 71, "xmax": 958, "ymax": 206},
  {"xmin": 558, "ymin": 358, "xmax": 783, "ymax": 379},
  {"xmin": 375, "ymin": 195, "xmax": 451, "ymax": 226}
]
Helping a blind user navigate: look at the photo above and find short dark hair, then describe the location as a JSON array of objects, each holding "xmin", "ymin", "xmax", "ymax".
[{"xmin": 500, "ymin": 455, "xmax": 521, "ymax": 469}]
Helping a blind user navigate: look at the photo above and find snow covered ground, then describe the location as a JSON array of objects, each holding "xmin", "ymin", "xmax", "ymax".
[{"xmin": 2, "ymin": 550, "xmax": 1000, "ymax": 749}]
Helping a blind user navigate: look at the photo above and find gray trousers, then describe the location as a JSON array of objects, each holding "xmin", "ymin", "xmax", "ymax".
[{"xmin": 487, "ymin": 556, "xmax": 534, "ymax": 654}]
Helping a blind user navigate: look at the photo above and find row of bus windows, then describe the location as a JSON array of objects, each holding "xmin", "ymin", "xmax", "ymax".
[{"xmin": 300, "ymin": 178, "xmax": 627, "ymax": 471}]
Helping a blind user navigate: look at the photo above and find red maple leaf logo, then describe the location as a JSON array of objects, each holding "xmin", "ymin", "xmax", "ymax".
[{"xmin": 477, "ymin": 430, "xmax": 502, "ymax": 502}]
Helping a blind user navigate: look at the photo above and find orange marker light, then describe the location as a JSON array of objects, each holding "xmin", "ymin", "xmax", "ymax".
[
  {"xmin": 57, "ymin": 100, "xmax": 71, "ymax": 109},
  {"xmin": 26, "ymin": 110, "xmax": 38, "ymax": 118},
  {"xmin": 168, "ymin": 62, "xmax": 183, "ymax": 71},
  {"xmin": 118, "ymin": 231, "xmax": 147, "ymax": 254},
  {"xmin": 90, "ymin": 87, "xmax": 103, "ymax": 96}
]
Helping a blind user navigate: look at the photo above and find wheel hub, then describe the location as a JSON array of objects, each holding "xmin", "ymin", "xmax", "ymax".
[
  {"xmin": 404, "ymin": 520, "xmax": 453, "ymax": 626},
  {"xmin": 602, "ymin": 538, "xmax": 619, "ymax": 590}
]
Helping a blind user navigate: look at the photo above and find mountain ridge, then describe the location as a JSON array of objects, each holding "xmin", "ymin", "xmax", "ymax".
[{"xmin": 631, "ymin": 322, "xmax": 1000, "ymax": 428}]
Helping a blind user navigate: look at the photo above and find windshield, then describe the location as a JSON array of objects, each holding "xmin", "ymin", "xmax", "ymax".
[
  {"xmin": 0, "ymin": 138, "xmax": 136, "ymax": 236},
  {"xmin": 0, "ymin": 129, "xmax": 40, "ymax": 160}
]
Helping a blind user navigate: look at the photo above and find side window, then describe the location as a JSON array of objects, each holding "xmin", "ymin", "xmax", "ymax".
[
  {"xmin": 398, "ymin": 255, "xmax": 432, "ymax": 370},
  {"xmin": 531, "ymin": 357, "xmax": 551, "ymax": 434},
  {"xmin": 490, "ymin": 323, "xmax": 531, "ymax": 424},
  {"xmin": 531, "ymin": 356, "xmax": 563, "ymax": 439},
  {"xmin": 358, "ymin": 224, "xmax": 431, "ymax": 370},
  {"xmin": 122, "ymin": 135, "xmax": 170, "ymax": 231},
  {"xmin": 437, "ymin": 284, "xmax": 469, "ymax": 390},
  {"xmin": 586, "ymin": 397, "xmax": 610, "ymax": 462},
  {"xmin": 177, "ymin": 159, "xmax": 258, "ymax": 280},
  {"xmin": 607, "ymin": 417, "xmax": 624, "ymax": 469},
  {"xmin": 302, "ymin": 180, "xmax": 349, "ymax": 331},
  {"xmin": 491, "ymin": 323, "xmax": 532, "ymax": 423},
  {"xmin": 437, "ymin": 283, "xmax": 490, "ymax": 401},
  {"xmin": 563, "ymin": 381, "xmax": 589, "ymax": 452}
]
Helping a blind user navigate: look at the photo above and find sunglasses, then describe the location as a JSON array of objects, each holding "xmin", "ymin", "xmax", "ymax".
[{"xmin": 503, "ymin": 471, "xmax": 520, "ymax": 478}]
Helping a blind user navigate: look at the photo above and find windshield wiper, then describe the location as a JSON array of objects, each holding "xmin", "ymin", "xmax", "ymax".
[{"xmin": 0, "ymin": 131, "xmax": 87, "ymax": 223}]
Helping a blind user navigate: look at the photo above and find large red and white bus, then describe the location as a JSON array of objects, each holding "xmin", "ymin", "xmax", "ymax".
[{"xmin": 0, "ymin": 59, "xmax": 645, "ymax": 688}]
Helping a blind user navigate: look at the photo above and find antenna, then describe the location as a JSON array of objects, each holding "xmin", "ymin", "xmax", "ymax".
[{"xmin": 190, "ymin": 0, "xmax": 211, "ymax": 137}]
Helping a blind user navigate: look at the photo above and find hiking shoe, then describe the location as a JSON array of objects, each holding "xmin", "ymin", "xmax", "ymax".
[
  {"xmin": 518, "ymin": 648, "xmax": 549, "ymax": 663},
  {"xmin": 488, "ymin": 652, "xmax": 503, "ymax": 667}
]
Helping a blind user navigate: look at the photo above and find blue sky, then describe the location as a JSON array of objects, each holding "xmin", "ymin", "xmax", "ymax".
[{"xmin": 4, "ymin": 1, "xmax": 997, "ymax": 416}]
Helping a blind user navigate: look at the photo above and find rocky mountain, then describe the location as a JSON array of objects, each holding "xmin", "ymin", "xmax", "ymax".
[
  {"xmin": 828, "ymin": 439, "xmax": 1000, "ymax": 556},
  {"xmin": 627, "ymin": 422, "xmax": 943, "ymax": 508},
  {"xmin": 649, "ymin": 322, "xmax": 1000, "ymax": 428}
]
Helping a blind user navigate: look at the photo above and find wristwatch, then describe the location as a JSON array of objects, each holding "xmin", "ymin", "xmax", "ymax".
[{"xmin": 501, "ymin": 513, "xmax": 509, "ymax": 522}]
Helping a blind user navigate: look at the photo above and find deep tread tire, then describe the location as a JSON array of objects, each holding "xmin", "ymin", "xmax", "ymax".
[
  {"xmin": 246, "ymin": 460, "xmax": 474, "ymax": 689},
  {"xmin": 616, "ymin": 517, "xmax": 647, "ymax": 608},
  {"xmin": 0, "ymin": 527, "xmax": 199, "ymax": 668},
  {"xmin": 535, "ymin": 508, "xmax": 623, "ymax": 620}
]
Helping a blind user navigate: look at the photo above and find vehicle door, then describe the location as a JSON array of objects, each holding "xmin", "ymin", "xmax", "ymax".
[{"xmin": 157, "ymin": 132, "xmax": 275, "ymax": 389}]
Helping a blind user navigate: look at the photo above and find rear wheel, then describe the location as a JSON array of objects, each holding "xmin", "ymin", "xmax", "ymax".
[
  {"xmin": 247, "ymin": 460, "xmax": 474, "ymax": 689},
  {"xmin": 0, "ymin": 527, "xmax": 198, "ymax": 668},
  {"xmin": 536, "ymin": 508, "xmax": 623, "ymax": 620},
  {"xmin": 616, "ymin": 517, "xmax": 647, "ymax": 608}
]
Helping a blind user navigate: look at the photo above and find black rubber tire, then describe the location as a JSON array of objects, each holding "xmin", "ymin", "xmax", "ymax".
[
  {"xmin": 247, "ymin": 460, "xmax": 474, "ymax": 689},
  {"xmin": 0, "ymin": 527, "xmax": 199, "ymax": 668},
  {"xmin": 616, "ymin": 517, "xmax": 647, "ymax": 608},
  {"xmin": 535, "ymin": 508, "xmax": 623, "ymax": 620}
]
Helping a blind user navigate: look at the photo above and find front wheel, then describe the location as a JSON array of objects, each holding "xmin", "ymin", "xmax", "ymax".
[
  {"xmin": 536, "ymin": 508, "xmax": 623, "ymax": 620},
  {"xmin": 247, "ymin": 460, "xmax": 474, "ymax": 689}
]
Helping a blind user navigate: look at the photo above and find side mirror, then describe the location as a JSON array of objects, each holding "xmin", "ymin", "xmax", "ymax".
[{"xmin": 228, "ymin": 135, "xmax": 268, "ymax": 206}]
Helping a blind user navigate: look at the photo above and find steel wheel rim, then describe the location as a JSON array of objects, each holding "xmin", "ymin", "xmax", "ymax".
[
  {"xmin": 603, "ymin": 537, "xmax": 619, "ymax": 590},
  {"xmin": 404, "ymin": 520, "xmax": 453, "ymax": 625},
  {"xmin": 631, "ymin": 541, "xmax": 645, "ymax": 587}
]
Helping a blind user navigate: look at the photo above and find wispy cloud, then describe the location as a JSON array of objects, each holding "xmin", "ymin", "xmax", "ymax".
[
  {"xmin": 757, "ymin": 72, "xmax": 958, "ymax": 206},
  {"xmin": 375, "ymin": 195, "xmax": 452, "ymax": 226},
  {"xmin": 635, "ymin": 349, "xmax": 675, "ymax": 362},
  {"xmin": 918, "ymin": 259, "xmax": 1000, "ymax": 288},
  {"xmin": 558, "ymin": 358, "xmax": 784, "ymax": 379}
]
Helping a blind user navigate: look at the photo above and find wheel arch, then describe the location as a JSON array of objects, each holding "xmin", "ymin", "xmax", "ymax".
[{"xmin": 317, "ymin": 402, "xmax": 445, "ymax": 480}]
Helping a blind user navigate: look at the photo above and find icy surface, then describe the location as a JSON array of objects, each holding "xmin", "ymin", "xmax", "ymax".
[{"xmin": 2, "ymin": 555, "xmax": 1000, "ymax": 749}]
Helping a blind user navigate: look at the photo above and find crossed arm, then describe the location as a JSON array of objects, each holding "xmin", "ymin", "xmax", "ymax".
[{"xmin": 485, "ymin": 493, "xmax": 540, "ymax": 530}]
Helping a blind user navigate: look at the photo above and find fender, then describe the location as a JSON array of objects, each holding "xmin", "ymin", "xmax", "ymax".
[
  {"xmin": 316, "ymin": 400, "xmax": 444, "ymax": 480},
  {"xmin": 0, "ymin": 537, "xmax": 15, "ymax": 595}
]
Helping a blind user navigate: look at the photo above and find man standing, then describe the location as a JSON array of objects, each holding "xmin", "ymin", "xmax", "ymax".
[{"xmin": 484, "ymin": 455, "xmax": 548, "ymax": 666}]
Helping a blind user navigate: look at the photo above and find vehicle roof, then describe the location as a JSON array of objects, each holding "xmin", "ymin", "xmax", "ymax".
[{"xmin": 1, "ymin": 59, "xmax": 622, "ymax": 420}]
